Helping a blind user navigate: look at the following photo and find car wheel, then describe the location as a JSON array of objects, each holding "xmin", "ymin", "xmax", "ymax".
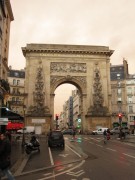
[
  {"xmin": 61, "ymin": 142, "xmax": 65, "ymax": 149},
  {"xmin": 48, "ymin": 142, "xmax": 51, "ymax": 147},
  {"xmin": 25, "ymin": 148, "xmax": 31, "ymax": 154}
]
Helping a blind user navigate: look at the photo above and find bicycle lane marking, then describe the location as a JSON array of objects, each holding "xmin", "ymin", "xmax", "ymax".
[{"xmin": 48, "ymin": 147, "xmax": 54, "ymax": 166}]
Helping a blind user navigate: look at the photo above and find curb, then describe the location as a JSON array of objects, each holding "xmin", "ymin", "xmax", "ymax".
[{"xmin": 13, "ymin": 153, "xmax": 30, "ymax": 176}]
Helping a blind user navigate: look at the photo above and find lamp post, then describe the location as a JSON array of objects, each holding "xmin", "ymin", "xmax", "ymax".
[{"xmin": 22, "ymin": 105, "xmax": 26, "ymax": 147}]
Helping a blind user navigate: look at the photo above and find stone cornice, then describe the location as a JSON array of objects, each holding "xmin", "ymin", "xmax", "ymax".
[
  {"xmin": 5, "ymin": 0, "xmax": 14, "ymax": 21},
  {"xmin": 22, "ymin": 44, "xmax": 114, "ymax": 57}
]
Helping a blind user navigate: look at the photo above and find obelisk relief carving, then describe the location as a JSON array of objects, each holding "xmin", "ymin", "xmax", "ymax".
[
  {"xmin": 87, "ymin": 64, "xmax": 109, "ymax": 116},
  {"xmin": 27, "ymin": 61, "xmax": 50, "ymax": 116}
]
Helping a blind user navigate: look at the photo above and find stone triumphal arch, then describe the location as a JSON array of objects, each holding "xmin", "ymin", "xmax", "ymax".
[{"xmin": 22, "ymin": 44, "xmax": 114, "ymax": 134}]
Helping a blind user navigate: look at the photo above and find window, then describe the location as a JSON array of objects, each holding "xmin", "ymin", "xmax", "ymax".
[
  {"xmin": 13, "ymin": 79, "xmax": 16, "ymax": 85},
  {"xmin": 12, "ymin": 88, "xmax": 16, "ymax": 94},
  {"xmin": 118, "ymin": 97, "xmax": 122, "ymax": 101},
  {"xmin": 17, "ymin": 80, "xmax": 20, "ymax": 85},
  {"xmin": 118, "ymin": 81, "xmax": 121, "ymax": 87},
  {"xmin": 117, "ymin": 88, "xmax": 121, "ymax": 95},
  {"xmin": 14, "ymin": 72, "xmax": 19, "ymax": 77},
  {"xmin": 127, "ymin": 87, "xmax": 132, "ymax": 94},
  {"xmin": 128, "ymin": 97, "xmax": 132, "ymax": 103},
  {"xmin": 12, "ymin": 97, "xmax": 15, "ymax": 101},
  {"xmin": 129, "ymin": 106, "xmax": 133, "ymax": 113}
]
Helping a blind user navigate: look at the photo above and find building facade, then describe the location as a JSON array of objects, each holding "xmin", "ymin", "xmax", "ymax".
[
  {"xmin": 0, "ymin": 0, "xmax": 14, "ymax": 108},
  {"xmin": 126, "ymin": 74, "xmax": 135, "ymax": 130},
  {"xmin": 8, "ymin": 68, "xmax": 26, "ymax": 117}
]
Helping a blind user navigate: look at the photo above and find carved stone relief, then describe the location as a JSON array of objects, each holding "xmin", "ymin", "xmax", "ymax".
[
  {"xmin": 27, "ymin": 61, "xmax": 50, "ymax": 116},
  {"xmin": 50, "ymin": 62, "xmax": 86, "ymax": 73},
  {"xmin": 50, "ymin": 75, "xmax": 86, "ymax": 87},
  {"xmin": 87, "ymin": 64, "xmax": 109, "ymax": 116}
]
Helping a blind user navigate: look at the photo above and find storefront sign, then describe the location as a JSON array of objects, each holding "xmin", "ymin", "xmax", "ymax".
[
  {"xmin": 32, "ymin": 119, "xmax": 46, "ymax": 123},
  {"xmin": 0, "ymin": 118, "xmax": 8, "ymax": 125}
]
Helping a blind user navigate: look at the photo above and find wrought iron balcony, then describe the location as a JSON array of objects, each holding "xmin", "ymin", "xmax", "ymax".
[{"xmin": 8, "ymin": 101, "xmax": 24, "ymax": 106}]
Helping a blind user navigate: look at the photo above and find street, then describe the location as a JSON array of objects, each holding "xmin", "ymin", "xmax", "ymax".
[{"xmin": 13, "ymin": 134, "xmax": 135, "ymax": 180}]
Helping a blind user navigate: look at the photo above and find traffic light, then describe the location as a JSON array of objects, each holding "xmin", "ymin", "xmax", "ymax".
[
  {"xmin": 118, "ymin": 113, "xmax": 122, "ymax": 120},
  {"xmin": 118, "ymin": 114, "xmax": 122, "ymax": 118}
]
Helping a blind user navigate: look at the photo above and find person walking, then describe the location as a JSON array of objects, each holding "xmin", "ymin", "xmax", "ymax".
[
  {"xmin": 72, "ymin": 126, "xmax": 76, "ymax": 139},
  {"xmin": 0, "ymin": 133, "xmax": 15, "ymax": 180},
  {"xmin": 103, "ymin": 129, "xmax": 107, "ymax": 144}
]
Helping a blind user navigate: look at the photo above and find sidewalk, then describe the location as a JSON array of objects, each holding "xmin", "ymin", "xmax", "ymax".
[
  {"xmin": 10, "ymin": 135, "xmax": 30, "ymax": 174},
  {"xmin": 10, "ymin": 135, "xmax": 50, "ymax": 176}
]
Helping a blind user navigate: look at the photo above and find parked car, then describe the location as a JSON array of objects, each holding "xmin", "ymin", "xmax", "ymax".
[
  {"xmin": 110, "ymin": 127, "xmax": 130, "ymax": 135},
  {"xmin": 62, "ymin": 129, "xmax": 73, "ymax": 135},
  {"xmin": 17, "ymin": 126, "xmax": 35, "ymax": 134},
  {"xmin": 92, "ymin": 127, "xmax": 108, "ymax": 135},
  {"xmin": 48, "ymin": 130, "xmax": 65, "ymax": 148}
]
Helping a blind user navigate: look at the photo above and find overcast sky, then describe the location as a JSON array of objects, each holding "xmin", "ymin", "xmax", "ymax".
[{"xmin": 9, "ymin": 0, "xmax": 135, "ymax": 114}]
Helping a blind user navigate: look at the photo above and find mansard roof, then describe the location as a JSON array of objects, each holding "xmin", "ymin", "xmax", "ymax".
[{"xmin": 8, "ymin": 69, "xmax": 25, "ymax": 78}]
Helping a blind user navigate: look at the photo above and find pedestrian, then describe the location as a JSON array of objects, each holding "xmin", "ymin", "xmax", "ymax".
[
  {"xmin": 6, "ymin": 131, "xmax": 12, "ymax": 142},
  {"xmin": 103, "ymin": 129, "xmax": 107, "ymax": 144},
  {"xmin": 0, "ymin": 133, "xmax": 15, "ymax": 180},
  {"xmin": 72, "ymin": 126, "xmax": 76, "ymax": 139},
  {"xmin": 107, "ymin": 128, "xmax": 111, "ymax": 140}
]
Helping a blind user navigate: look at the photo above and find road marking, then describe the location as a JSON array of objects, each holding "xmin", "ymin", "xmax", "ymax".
[
  {"xmin": 66, "ymin": 145, "xmax": 81, "ymax": 157},
  {"xmin": 43, "ymin": 173, "xmax": 53, "ymax": 176},
  {"xmin": 48, "ymin": 147, "xmax": 54, "ymax": 166},
  {"xmin": 96, "ymin": 144, "xmax": 103, "ymax": 148},
  {"xmin": 106, "ymin": 148, "xmax": 116, "ymax": 152},
  {"xmin": 89, "ymin": 142, "xmax": 94, "ymax": 144},
  {"xmin": 38, "ymin": 160, "xmax": 85, "ymax": 180},
  {"xmin": 67, "ymin": 169, "xmax": 85, "ymax": 177},
  {"xmin": 84, "ymin": 137, "xmax": 89, "ymax": 140},
  {"xmin": 123, "ymin": 153, "xmax": 135, "ymax": 159},
  {"xmin": 59, "ymin": 153, "xmax": 69, "ymax": 157},
  {"xmin": 90, "ymin": 137, "xmax": 100, "ymax": 142}
]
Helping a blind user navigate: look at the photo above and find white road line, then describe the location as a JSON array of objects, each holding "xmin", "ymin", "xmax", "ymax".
[
  {"xmin": 48, "ymin": 147, "xmax": 54, "ymax": 166},
  {"xmin": 96, "ymin": 144, "xmax": 103, "ymax": 148},
  {"xmin": 123, "ymin": 153, "xmax": 135, "ymax": 159},
  {"xmin": 43, "ymin": 173, "xmax": 53, "ymax": 176},
  {"xmin": 38, "ymin": 160, "xmax": 85, "ymax": 180},
  {"xmin": 106, "ymin": 148, "xmax": 116, "ymax": 152},
  {"xmin": 66, "ymin": 145, "xmax": 81, "ymax": 157},
  {"xmin": 89, "ymin": 142, "xmax": 94, "ymax": 144}
]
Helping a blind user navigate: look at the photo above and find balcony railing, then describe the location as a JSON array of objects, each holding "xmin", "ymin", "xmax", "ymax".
[
  {"xmin": 10, "ymin": 92, "xmax": 26, "ymax": 96},
  {"xmin": 112, "ymin": 111, "xmax": 127, "ymax": 116},
  {"xmin": 8, "ymin": 101, "xmax": 24, "ymax": 106}
]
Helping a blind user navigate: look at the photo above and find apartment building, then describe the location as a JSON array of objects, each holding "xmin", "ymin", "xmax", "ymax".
[
  {"xmin": 0, "ymin": 0, "xmax": 14, "ymax": 107},
  {"xmin": 110, "ymin": 60, "xmax": 129, "ymax": 128},
  {"xmin": 72, "ymin": 89, "xmax": 80, "ymax": 127},
  {"xmin": 126, "ymin": 74, "xmax": 135, "ymax": 129},
  {"xmin": 8, "ymin": 68, "xmax": 26, "ymax": 116}
]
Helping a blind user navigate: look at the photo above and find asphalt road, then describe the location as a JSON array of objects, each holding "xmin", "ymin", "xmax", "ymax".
[{"xmin": 14, "ymin": 135, "xmax": 135, "ymax": 180}]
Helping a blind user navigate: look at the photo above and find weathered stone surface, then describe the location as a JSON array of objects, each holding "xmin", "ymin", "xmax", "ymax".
[{"xmin": 22, "ymin": 44, "xmax": 113, "ymax": 133}]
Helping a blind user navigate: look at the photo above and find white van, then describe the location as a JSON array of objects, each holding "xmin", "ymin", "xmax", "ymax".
[
  {"xmin": 92, "ymin": 127, "xmax": 108, "ymax": 135},
  {"xmin": 17, "ymin": 126, "xmax": 35, "ymax": 134}
]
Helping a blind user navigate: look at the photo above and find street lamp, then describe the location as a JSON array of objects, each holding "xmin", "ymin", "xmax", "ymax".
[{"xmin": 21, "ymin": 105, "xmax": 26, "ymax": 147}]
